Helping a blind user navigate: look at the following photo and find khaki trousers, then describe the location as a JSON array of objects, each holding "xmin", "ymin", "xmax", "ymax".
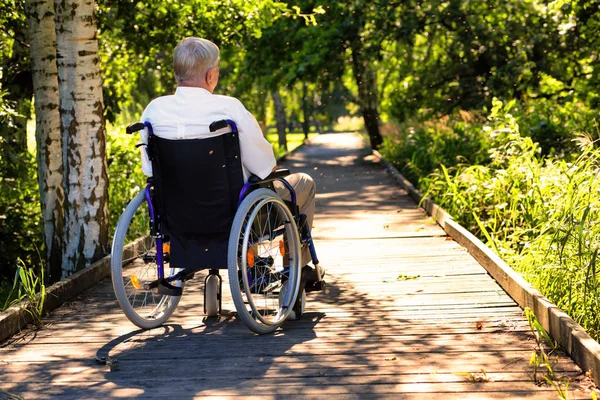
[{"xmin": 274, "ymin": 173, "xmax": 316, "ymax": 266}]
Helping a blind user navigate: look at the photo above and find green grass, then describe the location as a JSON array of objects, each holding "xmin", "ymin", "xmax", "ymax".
[
  {"xmin": 0, "ymin": 280, "xmax": 19, "ymax": 311},
  {"xmin": 265, "ymin": 131, "xmax": 317, "ymax": 158}
]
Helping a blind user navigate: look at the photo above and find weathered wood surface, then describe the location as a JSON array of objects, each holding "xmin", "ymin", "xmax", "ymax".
[{"xmin": 0, "ymin": 133, "xmax": 597, "ymax": 399}]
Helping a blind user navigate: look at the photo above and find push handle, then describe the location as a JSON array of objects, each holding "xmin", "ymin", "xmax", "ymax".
[
  {"xmin": 209, "ymin": 119, "xmax": 238, "ymax": 133},
  {"xmin": 126, "ymin": 122, "xmax": 146, "ymax": 134}
]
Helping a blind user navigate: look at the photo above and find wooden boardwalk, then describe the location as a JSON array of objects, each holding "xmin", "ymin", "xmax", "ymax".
[{"xmin": 0, "ymin": 132, "xmax": 596, "ymax": 399}]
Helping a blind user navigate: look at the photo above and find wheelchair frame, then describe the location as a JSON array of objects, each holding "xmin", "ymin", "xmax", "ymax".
[{"xmin": 112, "ymin": 119, "xmax": 322, "ymax": 333}]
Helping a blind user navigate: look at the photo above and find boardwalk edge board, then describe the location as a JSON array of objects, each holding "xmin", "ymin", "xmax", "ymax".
[
  {"xmin": 0, "ymin": 138, "xmax": 314, "ymax": 345},
  {"xmin": 373, "ymin": 149, "xmax": 600, "ymax": 386},
  {"xmin": 0, "ymin": 236, "xmax": 159, "ymax": 343}
]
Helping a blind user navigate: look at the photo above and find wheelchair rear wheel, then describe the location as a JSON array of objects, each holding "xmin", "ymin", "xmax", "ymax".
[
  {"xmin": 111, "ymin": 190, "xmax": 183, "ymax": 329},
  {"xmin": 228, "ymin": 188, "xmax": 302, "ymax": 334}
]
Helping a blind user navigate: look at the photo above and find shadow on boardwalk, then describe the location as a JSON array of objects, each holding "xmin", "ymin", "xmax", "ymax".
[
  {"xmin": 1, "ymin": 276, "xmax": 420, "ymax": 399},
  {"xmin": 88, "ymin": 278, "xmax": 423, "ymax": 399}
]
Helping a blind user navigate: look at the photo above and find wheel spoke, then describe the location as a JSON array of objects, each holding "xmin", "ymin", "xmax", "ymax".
[{"xmin": 229, "ymin": 189, "xmax": 302, "ymax": 333}]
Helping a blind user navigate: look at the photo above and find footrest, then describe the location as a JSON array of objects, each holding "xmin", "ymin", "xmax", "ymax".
[
  {"xmin": 157, "ymin": 277, "xmax": 183, "ymax": 296},
  {"xmin": 142, "ymin": 252, "xmax": 170, "ymax": 264},
  {"xmin": 305, "ymin": 279, "xmax": 326, "ymax": 293}
]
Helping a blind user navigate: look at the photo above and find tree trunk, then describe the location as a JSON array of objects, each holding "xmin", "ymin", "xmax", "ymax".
[
  {"xmin": 350, "ymin": 42, "xmax": 383, "ymax": 149},
  {"xmin": 25, "ymin": 0, "xmax": 65, "ymax": 283},
  {"xmin": 255, "ymin": 89, "xmax": 268, "ymax": 133},
  {"xmin": 313, "ymin": 115, "xmax": 322, "ymax": 134},
  {"xmin": 272, "ymin": 90, "xmax": 287, "ymax": 151},
  {"xmin": 301, "ymin": 83, "xmax": 310, "ymax": 140},
  {"xmin": 55, "ymin": 0, "xmax": 109, "ymax": 277}
]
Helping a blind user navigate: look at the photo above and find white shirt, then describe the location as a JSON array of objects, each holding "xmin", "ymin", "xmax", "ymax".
[{"xmin": 139, "ymin": 87, "xmax": 276, "ymax": 181}]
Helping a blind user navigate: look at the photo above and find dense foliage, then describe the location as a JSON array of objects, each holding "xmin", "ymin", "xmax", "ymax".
[{"xmin": 0, "ymin": 90, "xmax": 41, "ymax": 273}]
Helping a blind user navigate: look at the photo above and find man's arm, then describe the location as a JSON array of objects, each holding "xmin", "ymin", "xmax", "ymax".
[
  {"xmin": 236, "ymin": 105, "xmax": 277, "ymax": 179},
  {"xmin": 139, "ymin": 106, "xmax": 153, "ymax": 177}
]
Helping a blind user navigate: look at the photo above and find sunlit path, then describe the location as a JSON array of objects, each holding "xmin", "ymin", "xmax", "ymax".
[{"xmin": 0, "ymin": 132, "xmax": 594, "ymax": 399}]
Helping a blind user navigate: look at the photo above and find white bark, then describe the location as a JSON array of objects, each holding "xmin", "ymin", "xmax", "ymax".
[
  {"xmin": 55, "ymin": 0, "xmax": 109, "ymax": 277},
  {"xmin": 25, "ymin": 0, "xmax": 65, "ymax": 282}
]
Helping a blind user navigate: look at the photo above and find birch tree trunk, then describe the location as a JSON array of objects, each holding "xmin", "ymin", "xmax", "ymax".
[
  {"xmin": 55, "ymin": 0, "xmax": 109, "ymax": 277},
  {"xmin": 25, "ymin": 0, "xmax": 65, "ymax": 283},
  {"xmin": 272, "ymin": 90, "xmax": 287, "ymax": 151}
]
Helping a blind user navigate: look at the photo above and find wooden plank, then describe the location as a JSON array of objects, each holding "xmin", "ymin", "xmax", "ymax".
[
  {"xmin": 0, "ymin": 370, "xmax": 585, "ymax": 387},
  {"xmin": 0, "ymin": 380, "xmax": 586, "ymax": 400},
  {"xmin": 376, "ymin": 145, "xmax": 600, "ymax": 388},
  {"xmin": 445, "ymin": 213, "xmax": 600, "ymax": 385}
]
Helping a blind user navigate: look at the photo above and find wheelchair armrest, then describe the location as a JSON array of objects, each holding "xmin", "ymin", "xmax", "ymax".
[{"xmin": 248, "ymin": 169, "xmax": 291, "ymax": 184}]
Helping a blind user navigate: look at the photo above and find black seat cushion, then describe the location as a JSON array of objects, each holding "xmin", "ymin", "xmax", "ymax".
[{"xmin": 149, "ymin": 132, "xmax": 244, "ymax": 269}]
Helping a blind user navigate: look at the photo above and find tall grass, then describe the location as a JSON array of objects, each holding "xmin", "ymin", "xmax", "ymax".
[
  {"xmin": 1, "ymin": 260, "xmax": 46, "ymax": 326},
  {"xmin": 379, "ymin": 111, "xmax": 489, "ymax": 184},
  {"xmin": 265, "ymin": 131, "xmax": 316, "ymax": 158},
  {"xmin": 382, "ymin": 99, "xmax": 600, "ymax": 340}
]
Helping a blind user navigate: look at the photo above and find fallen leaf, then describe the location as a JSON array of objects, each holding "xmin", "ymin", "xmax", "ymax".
[
  {"xmin": 475, "ymin": 322, "xmax": 483, "ymax": 330},
  {"xmin": 385, "ymin": 357, "xmax": 397, "ymax": 361}
]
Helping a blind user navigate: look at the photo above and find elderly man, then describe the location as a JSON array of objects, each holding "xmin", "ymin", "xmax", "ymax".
[{"xmin": 138, "ymin": 37, "xmax": 323, "ymax": 293}]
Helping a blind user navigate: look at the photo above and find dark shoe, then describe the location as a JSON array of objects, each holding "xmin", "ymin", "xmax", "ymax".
[{"xmin": 303, "ymin": 265, "xmax": 326, "ymax": 293}]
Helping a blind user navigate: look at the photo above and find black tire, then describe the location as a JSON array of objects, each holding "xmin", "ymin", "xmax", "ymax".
[
  {"xmin": 227, "ymin": 188, "xmax": 302, "ymax": 334},
  {"xmin": 111, "ymin": 190, "xmax": 182, "ymax": 329}
]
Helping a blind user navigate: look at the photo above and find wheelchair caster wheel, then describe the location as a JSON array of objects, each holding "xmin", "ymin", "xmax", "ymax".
[
  {"xmin": 205, "ymin": 274, "xmax": 220, "ymax": 317},
  {"xmin": 279, "ymin": 285, "xmax": 305, "ymax": 320},
  {"xmin": 292, "ymin": 289, "xmax": 306, "ymax": 320}
]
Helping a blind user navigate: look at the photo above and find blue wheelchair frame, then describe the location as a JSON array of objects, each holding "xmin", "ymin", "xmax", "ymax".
[{"xmin": 139, "ymin": 119, "xmax": 320, "ymax": 289}]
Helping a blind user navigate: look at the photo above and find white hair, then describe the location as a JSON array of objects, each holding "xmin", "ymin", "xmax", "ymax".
[{"xmin": 173, "ymin": 37, "xmax": 220, "ymax": 84}]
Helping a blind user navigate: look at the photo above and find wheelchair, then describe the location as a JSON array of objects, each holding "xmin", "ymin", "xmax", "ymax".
[{"xmin": 110, "ymin": 119, "xmax": 324, "ymax": 334}]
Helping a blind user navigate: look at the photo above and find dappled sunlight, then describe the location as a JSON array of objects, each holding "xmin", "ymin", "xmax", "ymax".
[{"xmin": 0, "ymin": 132, "xmax": 594, "ymax": 399}]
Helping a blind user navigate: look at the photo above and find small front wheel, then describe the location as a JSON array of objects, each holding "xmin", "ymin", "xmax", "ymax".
[
  {"xmin": 111, "ymin": 190, "xmax": 183, "ymax": 329},
  {"xmin": 205, "ymin": 274, "xmax": 220, "ymax": 317}
]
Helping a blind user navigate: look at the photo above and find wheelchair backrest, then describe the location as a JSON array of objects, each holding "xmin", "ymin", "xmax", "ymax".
[{"xmin": 149, "ymin": 131, "xmax": 244, "ymax": 241}]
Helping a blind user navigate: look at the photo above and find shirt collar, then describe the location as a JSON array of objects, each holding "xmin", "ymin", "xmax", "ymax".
[{"xmin": 175, "ymin": 86, "xmax": 212, "ymax": 97}]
